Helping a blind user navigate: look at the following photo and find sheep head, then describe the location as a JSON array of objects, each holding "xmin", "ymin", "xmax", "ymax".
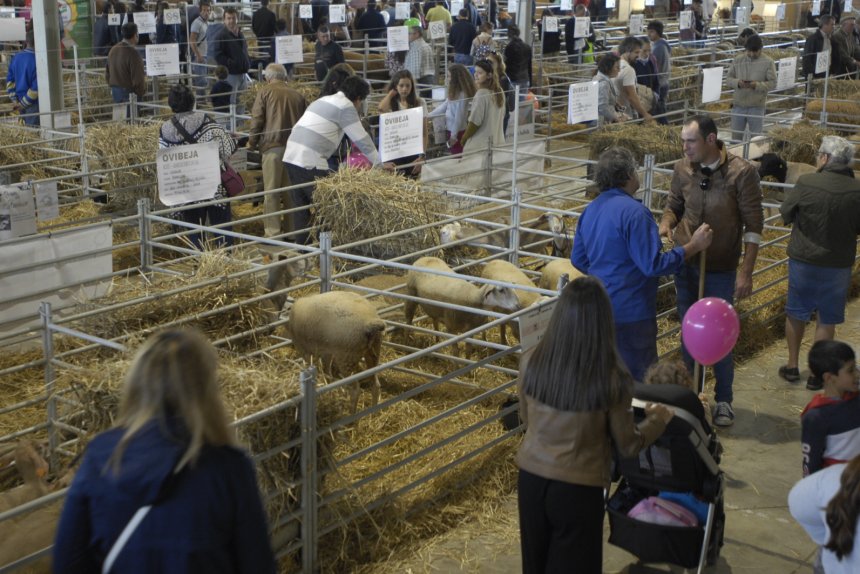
[
  {"xmin": 481, "ymin": 284, "xmax": 520, "ymax": 312},
  {"xmin": 439, "ymin": 221, "xmax": 462, "ymax": 244}
]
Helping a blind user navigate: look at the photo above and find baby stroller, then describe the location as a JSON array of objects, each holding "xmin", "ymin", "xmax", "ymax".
[{"xmin": 607, "ymin": 384, "xmax": 725, "ymax": 573}]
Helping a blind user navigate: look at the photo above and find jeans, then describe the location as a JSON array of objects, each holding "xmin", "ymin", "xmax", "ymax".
[
  {"xmin": 730, "ymin": 105, "xmax": 765, "ymax": 141},
  {"xmin": 191, "ymin": 61, "xmax": 209, "ymax": 95},
  {"xmin": 511, "ymin": 79, "xmax": 530, "ymax": 100},
  {"xmin": 453, "ymin": 53, "xmax": 473, "ymax": 65},
  {"xmin": 226, "ymin": 73, "xmax": 248, "ymax": 115},
  {"xmin": 616, "ymin": 318, "xmax": 658, "ymax": 383},
  {"xmin": 20, "ymin": 101, "xmax": 39, "ymax": 126},
  {"xmin": 111, "ymin": 86, "xmax": 132, "ymax": 103},
  {"xmin": 675, "ymin": 264, "xmax": 736, "ymax": 403},
  {"xmin": 284, "ymin": 162, "xmax": 330, "ymax": 245}
]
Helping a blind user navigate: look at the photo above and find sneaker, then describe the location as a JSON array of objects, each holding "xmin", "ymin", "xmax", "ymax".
[
  {"xmin": 807, "ymin": 375, "xmax": 823, "ymax": 391},
  {"xmin": 713, "ymin": 402, "xmax": 735, "ymax": 427},
  {"xmin": 778, "ymin": 365, "xmax": 801, "ymax": 383}
]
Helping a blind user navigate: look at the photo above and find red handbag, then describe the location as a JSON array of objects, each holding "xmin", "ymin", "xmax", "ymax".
[{"xmin": 221, "ymin": 161, "xmax": 245, "ymax": 197}]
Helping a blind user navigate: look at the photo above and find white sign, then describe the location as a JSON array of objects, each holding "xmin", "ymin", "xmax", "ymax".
[
  {"xmin": 54, "ymin": 111, "xmax": 72, "ymax": 129},
  {"xmin": 164, "ymin": 8, "xmax": 181, "ymax": 25},
  {"xmin": 684, "ymin": 0, "xmax": 692, "ymax": 5},
  {"xmin": 812, "ymin": 0, "xmax": 821, "ymax": 16},
  {"xmin": 560, "ymin": 0, "xmax": 572, "ymax": 10},
  {"xmin": 112, "ymin": 103, "xmax": 127, "ymax": 121},
  {"xmin": 156, "ymin": 142, "xmax": 221, "ymax": 206},
  {"xmin": 776, "ymin": 3, "xmax": 786, "ymax": 21},
  {"xmin": 702, "ymin": 66, "xmax": 724, "ymax": 104},
  {"xmin": 567, "ymin": 81, "xmax": 599, "ymax": 124},
  {"xmin": 508, "ymin": 0, "xmax": 517, "ymax": 13},
  {"xmin": 606, "ymin": 0, "xmax": 616, "ymax": 8},
  {"xmin": 645, "ymin": 0, "xmax": 655, "ymax": 6},
  {"xmin": 816, "ymin": 50, "xmax": 830, "ymax": 75},
  {"xmin": 776, "ymin": 56, "xmax": 797, "ymax": 90},
  {"xmin": 395, "ymin": 2, "xmax": 410, "ymax": 19},
  {"xmin": 846, "ymin": 0, "xmax": 854, "ymax": 12},
  {"xmin": 0, "ymin": 17, "xmax": 25, "ymax": 41},
  {"xmin": 574, "ymin": 17, "xmax": 590, "ymax": 38},
  {"xmin": 429, "ymin": 20, "xmax": 446, "ymax": 40},
  {"xmin": 518, "ymin": 299, "xmax": 557, "ymax": 352},
  {"xmin": 135, "ymin": 11, "xmax": 157, "ymax": 35},
  {"xmin": 680, "ymin": 10, "xmax": 693, "ymax": 30},
  {"xmin": 0, "ymin": 184, "xmax": 36, "ymax": 240},
  {"xmin": 431, "ymin": 86, "xmax": 447, "ymax": 101},
  {"xmin": 328, "ymin": 4, "xmax": 345, "ymax": 23},
  {"xmin": 146, "ymin": 43, "xmax": 181, "ymax": 76},
  {"xmin": 629, "ymin": 14, "xmax": 644, "ymax": 35},
  {"xmin": 299, "ymin": 4, "xmax": 312, "ymax": 18},
  {"xmin": 387, "ymin": 26, "xmax": 409, "ymax": 52},
  {"xmin": 506, "ymin": 100, "xmax": 535, "ymax": 140},
  {"xmin": 735, "ymin": 6, "xmax": 748, "ymax": 27},
  {"xmin": 379, "ymin": 107, "xmax": 425, "ymax": 163},
  {"xmin": 34, "ymin": 181, "xmax": 59, "ymax": 222},
  {"xmin": 108, "ymin": 13, "xmax": 121, "ymax": 26},
  {"xmin": 276, "ymin": 35, "xmax": 303, "ymax": 64},
  {"xmin": 544, "ymin": 16, "xmax": 558, "ymax": 33}
]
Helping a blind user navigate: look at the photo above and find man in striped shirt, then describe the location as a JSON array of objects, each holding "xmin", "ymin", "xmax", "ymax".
[{"xmin": 282, "ymin": 76, "xmax": 383, "ymax": 245}]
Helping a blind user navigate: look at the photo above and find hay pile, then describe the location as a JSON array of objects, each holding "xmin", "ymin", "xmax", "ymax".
[
  {"xmin": 0, "ymin": 124, "xmax": 76, "ymax": 181},
  {"xmin": 63, "ymin": 71, "xmax": 112, "ymax": 122},
  {"xmin": 670, "ymin": 64, "xmax": 700, "ymax": 104},
  {"xmin": 811, "ymin": 79, "xmax": 860, "ymax": 99},
  {"xmin": 313, "ymin": 169, "xmax": 445, "ymax": 260},
  {"xmin": 804, "ymin": 98, "xmax": 860, "ymax": 127},
  {"xmin": 85, "ymin": 122, "xmax": 161, "ymax": 212},
  {"xmin": 547, "ymin": 111, "xmax": 590, "ymax": 140},
  {"xmin": 589, "ymin": 123, "xmax": 681, "ymax": 164},
  {"xmin": 768, "ymin": 121, "xmax": 837, "ymax": 164}
]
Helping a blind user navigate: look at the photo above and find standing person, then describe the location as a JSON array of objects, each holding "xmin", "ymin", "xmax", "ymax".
[
  {"xmin": 314, "ymin": 25, "xmax": 345, "ymax": 81},
  {"xmin": 405, "ymin": 25, "xmax": 435, "ymax": 97},
  {"xmin": 190, "ymin": 0, "xmax": 211, "ymax": 97},
  {"xmin": 449, "ymin": 8, "xmax": 477, "ymax": 65},
  {"xmin": 538, "ymin": 7, "xmax": 561, "ymax": 57},
  {"xmin": 378, "ymin": 70, "xmax": 428, "ymax": 177},
  {"xmin": 210, "ymin": 65, "xmax": 234, "ymax": 114},
  {"xmin": 789, "ymin": 454, "xmax": 860, "ymax": 574},
  {"xmin": 471, "ymin": 22, "xmax": 496, "ymax": 61},
  {"xmin": 659, "ymin": 115, "xmax": 764, "ymax": 427},
  {"xmin": 214, "ymin": 6, "xmax": 251, "ymax": 114},
  {"xmin": 565, "ymin": 4, "xmax": 595, "ymax": 64},
  {"xmin": 248, "ymin": 64, "xmax": 308, "ymax": 238},
  {"xmin": 777, "ymin": 136, "xmax": 860, "ymax": 388},
  {"xmin": 425, "ymin": 0, "xmax": 453, "ymax": 27},
  {"xmin": 614, "ymin": 36, "xmax": 654, "ymax": 122},
  {"xmin": 94, "ymin": 3, "xmax": 113, "ymax": 57},
  {"xmin": 504, "ymin": 24, "xmax": 532, "ymax": 95},
  {"xmin": 53, "ymin": 329, "xmax": 277, "ymax": 574},
  {"xmin": 572, "ymin": 147, "xmax": 712, "ymax": 382},
  {"xmin": 5, "ymin": 30, "xmax": 38, "ymax": 126},
  {"xmin": 155, "ymin": 0, "xmax": 179, "ymax": 45},
  {"xmin": 428, "ymin": 63, "xmax": 476, "ymax": 154},
  {"xmin": 831, "ymin": 12, "xmax": 860, "ymax": 77},
  {"xmin": 516, "ymin": 276, "xmax": 674, "ymax": 574},
  {"xmin": 647, "ymin": 20, "xmax": 671, "ymax": 104},
  {"xmin": 595, "ymin": 53, "xmax": 628, "ymax": 125},
  {"xmin": 464, "ymin": 0, "xmax": 479, "ymax": 28},
  {"xmin": 485, "ymin": 51, "xmax": 515, "ymax": 134},
  {"xmin": 355, "ymin": 0, "xmax": 387, "ymax": 45},
  {"xmin": 159, "ymin": 85, "xmax": 237, "ymax": 249},
  {"xmin": 459, "ymin": 59, "xmax": 506, "ymax": 154},
  {"xmin": 252, "ymin": 0, "xmax": 277, "ymax": 64},
  {"xmin": 106, "ymin": 22, "xmax": 146, "ymax": 105},
  {"xmin": 803, "ymin": 15, "xmax": 835, "ymax": 80},
  {"xmin": 726, "ymin": 33, "xmax": 775, "ymax": 140},
  {"xmin": 282, "ymin": 76, "xmax": 385, "ymax": 245}
]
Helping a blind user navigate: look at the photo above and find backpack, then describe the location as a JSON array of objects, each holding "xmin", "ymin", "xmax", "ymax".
[{"xmin": 473, "ymin": 36, "xmax": 494, "ymax": 60}]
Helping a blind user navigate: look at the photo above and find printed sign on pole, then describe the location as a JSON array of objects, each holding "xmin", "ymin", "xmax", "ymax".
[
  {"xmin": 544, "ymin": 16, "xmax": 558, "ymax": 33},
  {"xmin": 629, "ymin": 14, "xmax": 644, "ymax": 35},
  {"xmin": 560, "ymin": 0, "xmax": 572, "ymax": 10},
  {"xmin": 379, "ymin": 107, "xmax": 425, "ymax": 163},
  {"xmin": 429, "ymin": 20, "xmax": 446, "ymax": 40},
  {"xmin": 146, "ymin": 43, "xmax": 181, "ymax": 76},
  {"xmin": 108, "ymin": 13, "xmax": 121, "ymax": 26},
  {"xmin": 329, "ymin": 4, "xmax": 345, "ymax": 23},
  {"xmin": 299, "ymin": 4, "xmax": 312, "ymax": 18},
  {"xmin": 568, "ymin": 81, "xmax": 599, "ymax": 124},
  {"xmin": 0, "ymin": 17, "xmax": 25, "ymax": 41},
  {"xmin": 776, "ymin": 56, "xmax": 797, "ymax": 90},
  {"xmin": 735, "ymin": 7, "xmax": 748, "ymax": 27},
  {"xmin": 574, "ymin": 17, "xmax": 590, "ymax": 38},
  {"xmin": 163, "ymin": 8, "xmax": 181, "ymax": 25},
  {"xmin": 812, "ymin": 0, "xmax": 821, "ymax": 16},
  {"xmin": 645, "ymin": 0, "xmax": 655, "ymax": 6},
  {"xmin": 135, "ymin": 11, "xmax": 157, "ymax": 35},
  {"xmin": 451, "ymin": 0, "xmax": 464, "ymax": 15},
  {"xmin": 606, "ymin": 0, "xmax": 615, "ymax": 8},
  {"xmin": 387, "ymin": 26, "xmax": 409, "ymax": 52},
  {"xmin": 776, "ymin": 3, "xmax": 786, "ymax": 20},
  {"xmin": 395, "ymin": 2, "xmax": 410, "ymax": 19},
  {"xmin": 0, "ymin": 183, "xmax": 37, "ymax": 241},
  {"xmin": 518, "ymin": 299, "xmax": 558, "ymax": 352},
  {"xmin": 680, "ymin": 10, "xmax": 693, "ymax": 30},
  {"xmin": 508, "ymin": 0, "xmax": 517, "ymax": 13},
  {"xmin": 53, "ymin": 111, "xmax": 72, "ymax": 129},
  {"xmin": 701, "ymin": 66, "xmax": 724, "ymax": 104},
  {"xmin": 846, "ymin": 0, "xmax": 854, "ymax": 12},
  {"xmin": 34, "ymin": 182, "xmax": 59, "ymax": 222},
  {"xmin": 276, "ymin": 35, "xmax": 303, "ymax": 64},
  {"xmin": 157, "ymin": 143, "xmax": 221, "ymax": 207},
  {"xmin": 816, "ymin": 50, "xmax": 830, "ymax": 75}
]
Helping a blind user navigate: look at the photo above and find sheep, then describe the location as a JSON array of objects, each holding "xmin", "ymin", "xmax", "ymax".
[
  {"xmin": 543, "ymin": 213, "xmax": 573, "ymax": 258},
  {"xmin": 538, "ymin": 258, "xmax": 585, "ymax": 291},
  {"xmin": 0, "ymin": 499, "xmax": 61, "ymax": 573},
  {"xmin": 0, "ymin": 441, "xmax": 49, "ymax": 514},
  {"xmin": 284, "ymin": 291, "xmax": 385, "ymax": 412},
  {"xmin": 404, "ymin": 256, "xmax": 520, "ymax": 357},
  {"xmin": 480, "ymin": 260, "xmax": 543, "ymax": 345},
  {"xmin": 439, "ymin": 211, "xmax": 567, "ymax": 256},
  {"xmin": 263, "ymin": 248, "xmax": 310, "ymax": 313},
  {"xmin": 754, "ymin": 153, "xmax": 817, "ymax": 185},
  {"xmin": 349, "ymin": 274, "xmax": 408, "ymax": 323}
]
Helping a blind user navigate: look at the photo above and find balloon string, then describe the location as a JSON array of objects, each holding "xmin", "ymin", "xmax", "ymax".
[{"xmin": 693, "ymin": 249, "xmax": 707, "ymax": 395}]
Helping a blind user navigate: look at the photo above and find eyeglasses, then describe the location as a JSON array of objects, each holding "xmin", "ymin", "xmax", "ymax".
[{"xmin": 700, "ymin": 166, "xmax": 712, "ymax": 191}]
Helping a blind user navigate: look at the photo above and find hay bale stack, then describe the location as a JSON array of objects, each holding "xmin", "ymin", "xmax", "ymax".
[
  {"xmin": 313, "ymin": 169, "xmax": 445, "ymax": 260},
  {"xmin": 670, "ymin": 64, "xmax": 699, "ymax": 104},
  {"xmin": 85, "ymin": 122, "xmax": 161, "ymax": 212},
  {"xmin": 769, "ymin": 121, "xmax": 838, "ymax": 164},
  {"xmin": 0, "ymin": 124, "xmax": 74, "ymax": 181},
  {"xmin": 547, "ymin": 111, "xmax": 590, "ymax": 141},
  {"xmin": 63, "ymin": 71, "xmax": 112, "ymax": 122},
  {"xmin": 589, "ymin": 123, "xmax": 682, "ymax": 165},
  {"xmin": 811, "ymin": 79, "xmax": 860, "ymax": 99},
  {"xmin": 804, "ymin": 99, "xmax": 860, "ymax": 128}
]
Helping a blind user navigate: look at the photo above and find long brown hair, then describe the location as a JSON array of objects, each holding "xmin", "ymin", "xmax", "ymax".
[
  {"xmin": 521, "ymin": 276, "xmax": 632, "ymax": 411},
  {"xmin": 109, "ymin": 329, "xmax": 236, "ymax": 473},
  {"xmin": 385, "ymin": 70, "xmax": 420, "ymax": 110},
  {"xmin": 447, "ymin": 64, "xmax": 477, "ymax": 101},
  {"xmin": 826, "ymin": 455, "xmax": 860, "ymax": 560},
  {"xmin": 474, "ymin": 59, "xmax": 504, "ymax": 108}
]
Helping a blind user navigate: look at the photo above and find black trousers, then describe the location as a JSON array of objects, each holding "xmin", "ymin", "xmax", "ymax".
[
  {"xmin": 518, "ymin": 469, "xmax": 605, "ymax": 574},
  {"xmin": 284, "ymin": 163, "xmax": 330, "ymax": 246}
]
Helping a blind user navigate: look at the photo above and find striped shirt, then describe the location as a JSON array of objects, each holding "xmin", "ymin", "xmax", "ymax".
[{"xmin": 282, "ymin": 91, "xmax": 379, "ymax": 171}]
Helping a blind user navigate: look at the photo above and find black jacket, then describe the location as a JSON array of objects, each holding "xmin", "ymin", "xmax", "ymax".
[
  {"xmin": 214, "ymin": 26, "xmax": 251, "ymax": 74},
  {"xmin": 449, "ymin": 19, "xmax": 477, "ymax": 55},
  {"xmin": 802, "ymin": 29, "xmax": 830, "ymax": 78},
  {"xmin": 252, "ymin": 7, "xmax": 277, "ymax": 48},
  {"xmin": 504, "ymin": 37, "xmax": 533, "ymax": 84}
]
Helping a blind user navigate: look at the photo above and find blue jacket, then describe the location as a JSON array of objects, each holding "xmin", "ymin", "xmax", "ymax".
[
  {"xmin": 572, "ymin": 188, "xmax": 686, "ymax": 323},
  {"xmin": 53, "ymin": 421, "xmax": 276, "ymax": 574},
  {"xmin": 6, "ymin": 48, "xmax": 37, "ymax": 107}
]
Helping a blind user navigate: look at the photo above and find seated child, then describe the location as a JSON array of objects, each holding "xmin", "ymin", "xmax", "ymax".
[
  {"xmin": 801, "ymin": 340, "xmax": 860, "ymax": 477},
  {"xmin": 210, "ymin": 65, "xmax": 233, "ymax": 113},
  {"xmin": 642, "ymin": 360, "xmax": 712, "ymax": 427}
]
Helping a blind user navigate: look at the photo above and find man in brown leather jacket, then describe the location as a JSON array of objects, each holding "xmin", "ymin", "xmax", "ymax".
[
  {"xmin": 659, "ymin": 114, "xmax": 764, "ymax": 428},
  {"xmin": 248, "ymin": 63, "xmax": 307, "ymax": 238}
]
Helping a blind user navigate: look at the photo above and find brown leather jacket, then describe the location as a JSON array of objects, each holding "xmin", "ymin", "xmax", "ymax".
[
  {"xmin": 662, "ymin": 142, "xmax": 764, "ymax": 272},
  {"xmin": 248, "ymin": 81, "xmax": 308, "ymax": 153},
  {"xmin": 515, "ymin": 360, "xmax": 667, "ymax": 489}
]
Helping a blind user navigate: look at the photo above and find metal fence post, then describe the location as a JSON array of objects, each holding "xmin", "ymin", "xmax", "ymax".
[
  {"xmin": 130, "ymin": 93, "xmax": 139, "ymax": 122},
  {"xmin": 363, "ymin": 36, "xmax": 369, "ymax": 79},
  {"xmin": 547, "ymin": 87, "xmax": 553, "ymax": 141},
  {"xmin": 40, "ymin": 302, "xmax": 58, "ymax": 472},
  {"xmin": 230, "ymin": 103, "xmax": 237, "ymax": 133},
  {"xmin": 484, "ymin": 137, "xmax": 493, "ymax": 195},
  {"xmin": 643, "ymin": 154, "xmax": 655, "ymax": 211},
  {"xmin": 509, "ymin": 186, "xmax": 521, "ymax": 265},
  {"xmin": 319, "ymin": 231, "xmax": 332, "ymax": 293},
  {"xmin": 300, "ymin": 366, "xmax": 319, "ymax": 574},
  {"xmin": 742, "ymin": 124, "xmax": 751, "ymax": 159},
  {"xmin": 138, "ymin": 198, "xmax": 153, "ymax": 273}
]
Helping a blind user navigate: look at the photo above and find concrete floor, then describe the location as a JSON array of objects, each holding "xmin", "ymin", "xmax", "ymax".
[{"xmin": 381, "ymin": 297, "xmax": 860, "ymax": 573}]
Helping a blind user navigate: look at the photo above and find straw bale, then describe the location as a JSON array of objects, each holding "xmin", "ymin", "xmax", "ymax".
[
  {"xmin": 589, "ymin": 123, "xmax": 682, "ymax": 165},
  {"xmin": 312, "ymin": 169, "xmax": 446, "ymax": 260},
  {"xmin": 547, "ymin": 111, "xmax": 590, "ymax": 141},
  {"xmin": 63, "ymin": 72, "xmax": 112, "ymax": 123},
  {"xmin": 811, "ymin": 79, "xmax": 860, "ymax": 100},
  {"xmin": 671, "ymin": 64, "xmax": 700, "ymax": 104},
  {"xmin": 763, "ymin": 49, "xmax": 799, "ymax": 63},
  {"xmin": 768, "ymin": 121, "xmax": 838, "ymax": 164},
  {"xmin": 0, "ymin": 124, "xmax": 70, "ymax": 181},
  {"xmin": 805, "ymin": 98, "xmax": 860, "ymax": 127}
]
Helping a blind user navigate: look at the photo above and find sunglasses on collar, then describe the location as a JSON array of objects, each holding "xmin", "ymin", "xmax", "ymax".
[{"xmin": 700, "ymin": 166, "xmax": 713, "ymax": 191}]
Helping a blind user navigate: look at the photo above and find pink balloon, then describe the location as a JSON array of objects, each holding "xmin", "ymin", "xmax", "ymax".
[
  {"xmin": 346, "ymin": 149, "xmax": 372, "ymax": 170},
  {"xmin": 681, "ymin": 297, "xmax": 741, "ymax": 366}
]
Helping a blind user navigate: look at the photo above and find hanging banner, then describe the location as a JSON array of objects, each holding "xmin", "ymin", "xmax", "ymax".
[
  {"xmin": 379, "ymin": 107, "xmax": 425, "ymax": 163},
  {"xmin": 776, "ymin": 57, "xmax": 796, "ymax": 90},
  {"xmin": 58, "ymin": 0, "xmax": 93, "ymax": 58},
  {"xmin": 702, "ymin": 66, "xmax": 724, "ymax": 103},
  {"xmin": 568, "ymin": 81, "xmax": 599, "ymax": 124}
]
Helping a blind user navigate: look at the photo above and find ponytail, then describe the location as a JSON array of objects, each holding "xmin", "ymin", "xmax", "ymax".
[{"xmin": 825, "ymin": 457, "xmax": 860, "ymax": 560}]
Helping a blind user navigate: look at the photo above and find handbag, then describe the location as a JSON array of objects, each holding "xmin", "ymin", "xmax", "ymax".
[{"xmin": 169, "ymin": 116, "xmax": 245, "ymax": 197}]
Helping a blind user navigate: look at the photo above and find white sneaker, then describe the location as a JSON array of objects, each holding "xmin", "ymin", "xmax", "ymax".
[{"xmin": 713, "ymin": 402, "xmax": 735, "ymax": 427}]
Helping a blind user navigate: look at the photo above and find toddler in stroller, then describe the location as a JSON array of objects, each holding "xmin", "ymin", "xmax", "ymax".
[{"xmin": 607, "ymin": 361, "xmax": 725, "ymax": 573}]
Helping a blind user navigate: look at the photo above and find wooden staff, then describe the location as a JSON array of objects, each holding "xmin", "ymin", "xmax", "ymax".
[{"xmin": 693, "ymin": 249, "xmax": 707, "ymax": 394}]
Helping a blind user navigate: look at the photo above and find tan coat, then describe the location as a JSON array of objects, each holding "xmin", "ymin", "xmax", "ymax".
[{"xmin": 248, "ymin": 81, "xmax": 308, "ymax": 153}]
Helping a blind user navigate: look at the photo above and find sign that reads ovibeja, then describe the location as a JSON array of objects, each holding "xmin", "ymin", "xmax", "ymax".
[
  {"xmin": 387, "ymin": 26, "xmax": 409, "ymax": 52},
  {"xmin": 276, "ymin": 35, "xmax": 303, "ymax": 64},
  {"xmin": 777, "ymin": 56, "xmax": 797, "ymax": 91},
  {"xmin": 568, "ymin": 81, "xmax": 599, "ymax": 124},
  {"xmin": 146, "ymin": 43, "xmax": 180, "ymax": 76},
  {"xmin": 156, "ymin": 143, "xmax": 221, "ymax": 206},
  {"xmin": 379, "ymin": 107, "xmax": 424, "ymax": 163}
]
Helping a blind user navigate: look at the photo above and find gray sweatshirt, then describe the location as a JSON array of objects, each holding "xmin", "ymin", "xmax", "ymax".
[
  {"xmin": 651, "ymin": 38, "xmax": 671, "ymax": 89},
  {"xmin": 727, "ymin": 53, "xmax": 777, "ymax": 108}
]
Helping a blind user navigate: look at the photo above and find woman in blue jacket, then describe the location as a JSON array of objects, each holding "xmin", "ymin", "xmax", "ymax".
[{"xmin": 53, "ymin": 329, "xmax": 276, "ymax": 574}]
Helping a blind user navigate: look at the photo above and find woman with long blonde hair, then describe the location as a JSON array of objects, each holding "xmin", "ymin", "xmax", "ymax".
[
  {"xmin": 54, "ymin": 329, "xmax": 276, "ymax": 574},
  {"xmin": 428, "ymin": 63, "xmax": 477, "ymax": 154},
  {"xmin": 460, "ymin": 59, "xmax": 506, "ymax": 154}
]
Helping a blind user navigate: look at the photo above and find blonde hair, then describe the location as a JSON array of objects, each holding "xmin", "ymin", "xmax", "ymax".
[
  {"xmin": 485, "ymin": 51, "xmax": 506, "ymax": 75},
  {"xmin": 109, "ymin": 329, "xmax": 236, "ymax": 473}
]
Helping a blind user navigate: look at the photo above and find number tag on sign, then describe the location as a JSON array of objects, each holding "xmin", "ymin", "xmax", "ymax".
[
  {"xmin": 108, "ymin": 13, "xmax": 121, "ymax": 25},
  {"xmin": 429, "ymin": 20, "xmax": 446, "ymax": 40},
  {"xmin": 299, "ymin": 4, "xmax": 312, "ymax": 18},
  {"xmin": 816, "ymin": 50, "xmax": 830, "ymax": 75},
  {"xmin": 163, "ymin": 8, "xmax": 181, "ymax": 25},
  {"xmin": 544, "ymin": 16, "xmax": 558, "ymax": 33}
]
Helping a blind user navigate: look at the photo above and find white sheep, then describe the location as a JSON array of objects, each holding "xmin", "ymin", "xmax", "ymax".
[
  {"xmin": 285, "ymin": 291, "xmax": 386, "ymax": 412},
  {"xmin": 538, "ymin": 258, "xmax": 585, "ymax": 291},
  {"xmin": 263, "ymin": 248, "xmax": 310, "ymax": 313},
  {"xmin": 439, "ymin": 211, "xmax": 567, "ymax": 256},
  {"xmin": 480, "ymin": 260, "xmax": 543, "ymax": 345},
  {"xmin": 404, "ymin": 256, "xmax": 520, "ymax": 356}
]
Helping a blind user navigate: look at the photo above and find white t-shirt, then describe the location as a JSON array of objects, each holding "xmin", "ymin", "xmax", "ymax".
[{"xmin": 614, "ymin": 58, "xmax": 637, "ymax": 110}]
